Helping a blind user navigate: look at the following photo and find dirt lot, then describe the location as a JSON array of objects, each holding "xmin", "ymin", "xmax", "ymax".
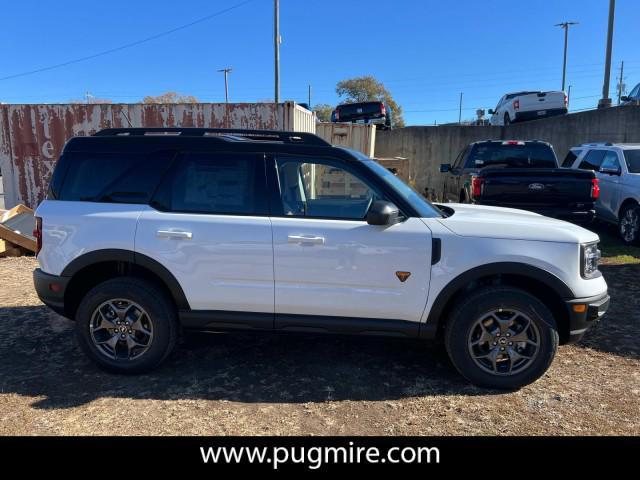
[{"xmin": 0, "ymin": 236, "xmax": 638, "ymax": 435}]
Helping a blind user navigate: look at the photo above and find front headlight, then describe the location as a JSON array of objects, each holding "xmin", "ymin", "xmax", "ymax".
[{"xmin": 581, "ymin": 242, "xmax": 601, "ymax": 279}]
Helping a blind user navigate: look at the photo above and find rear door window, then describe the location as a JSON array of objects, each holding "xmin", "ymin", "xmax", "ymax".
[
  {"xmin": 578, "ymin": 150, "xmax": 606, "ymax": 172},
  {"xmin": 151, "ymin": 152, "xmax": 268, "ymax": 215},
  {"xmin": 624, "ymin": 150, "xmax": 640, "ymax": 173}
]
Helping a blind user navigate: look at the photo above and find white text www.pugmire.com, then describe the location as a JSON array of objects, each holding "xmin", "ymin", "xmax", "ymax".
[{"xmin": 199, "ymin": 442, "xmax": 440, "ymax": 469}]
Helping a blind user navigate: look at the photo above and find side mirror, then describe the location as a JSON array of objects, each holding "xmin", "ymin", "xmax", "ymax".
[
  {"xmin": 367, "ymin": 201, "xmax": 400, "ymax": 226},
  {"xmin": 488, "ymin": 109, "xmax": 495, "ymax": 115},
  {"xmin": 600, "ymin": 166, "xmax": 621, "ymax": 176},
  {"xmin": 620, "ymin": 96, "xmax": 629, "ymax": 102},
  {"xmin": 440, "ymin": 163, "xmax": 451, "ymax": 173}
]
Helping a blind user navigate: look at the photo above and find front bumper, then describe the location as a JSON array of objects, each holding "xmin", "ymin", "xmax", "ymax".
[
  {"xmin": 565, "ymin": 291, "xmax": 610, "ymax": 343},
  {"xmin": 33, "ymin": 268, "xmax": 70, "ymax": 317}
]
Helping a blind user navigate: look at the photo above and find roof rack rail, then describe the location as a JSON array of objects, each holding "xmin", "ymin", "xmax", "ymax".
[
  {"xmin": 580, "ymin": 142, "xmax": 613, "ymax": 147},
  {"xmin": 93, "ymin": 127, "xmax": 330, "ymax": 146}
]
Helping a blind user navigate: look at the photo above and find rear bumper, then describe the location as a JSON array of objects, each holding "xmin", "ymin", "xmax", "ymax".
[
  {"xmin": 514, "ymin": 107, "xmax": 567, "ymax": 122},
  {"xmin": 564, "ymin": 291, "xmax": 610, "ymax": 343},
  {"xmin": 33, "ymin": 268, "xmax": 70, "ymax": 317}
]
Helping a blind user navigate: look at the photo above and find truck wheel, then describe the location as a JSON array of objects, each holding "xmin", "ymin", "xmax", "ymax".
[
  {"xmin": 444, "ymin": 286, "xmax": 558, "ymax": 389},
  {"xmin": 504, "ymin": 113, "xmax": 511, "ymax": 126},
  {"xmin": 619, "ymin": 203, "xmax": 640, "ymax": 245},
  {"xmin": 75, "ymin": 277, "xmax": 178, "ymax": 374}
]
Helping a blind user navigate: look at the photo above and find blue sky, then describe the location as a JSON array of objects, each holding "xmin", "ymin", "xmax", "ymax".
[{"xmin": 0, "ymin": 0, "xmax": 637, "ymax": 125}]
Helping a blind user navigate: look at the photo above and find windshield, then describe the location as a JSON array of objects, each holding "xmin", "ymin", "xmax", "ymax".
[
  {"xmin": 465, "ymin": 143, "xmax": 557, "ymax": 169},
  {"xmin": 361, "ymin": 159, "xmax": 442, "ymax": 218},
  {"xmin": 624, "ymin": 150, "xmax": 640, "ymax": 173}
]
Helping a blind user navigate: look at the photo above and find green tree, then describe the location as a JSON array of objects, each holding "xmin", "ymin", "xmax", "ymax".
[
  {"xmin": 142, "ymin": 91, "xmax": 199, "ymax": 104},
  {"xmin": 313, "ymin": 103, "xmax": 334, "ymax": 122},
  {"xmin": 336, "ymin": 76, "xmax": 404, "ymax": 127}
]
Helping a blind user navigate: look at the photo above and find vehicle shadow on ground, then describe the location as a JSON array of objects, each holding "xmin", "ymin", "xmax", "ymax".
[
  {"xmin": 0, "ymin": 304, "xmax": 495, "ymax": 409},
  {"xmin": 0, "ymin": 262, "xmax": 636, "ymax": 410}
]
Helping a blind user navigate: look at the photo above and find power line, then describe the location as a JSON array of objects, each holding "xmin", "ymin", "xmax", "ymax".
[{"xmin": 0, "ymin": 0, "xmax": 258, "ymax": 82}]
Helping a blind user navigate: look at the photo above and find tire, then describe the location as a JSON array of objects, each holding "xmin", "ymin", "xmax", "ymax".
[
  {"xmin": 503, "ymin": 113, "xmax": 511, "ymax": 126},
  {"xmin": 444, "ymin": 286, "xmax": 558, "ymax": 390},
  {"xmin": 619, "ymin": 203, "xmax": 640, "ymax": 245},
  {"xmin": 75, "ymin": 277, "xmax": 178, "ymax": 374}
]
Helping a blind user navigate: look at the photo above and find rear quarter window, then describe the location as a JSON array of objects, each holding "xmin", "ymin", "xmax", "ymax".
[
  {"xmin": 57, "ymin": 151, "xmax": 174, "ymax": 203},
  {"xmin": 561, "ymin": 149, "xmax": 581, "ymax": 168}
]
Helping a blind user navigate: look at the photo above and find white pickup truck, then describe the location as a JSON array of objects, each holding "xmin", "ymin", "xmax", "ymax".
[{"xmin": 489, "ymin": 91, "xmax": 568, "ymax": 126}]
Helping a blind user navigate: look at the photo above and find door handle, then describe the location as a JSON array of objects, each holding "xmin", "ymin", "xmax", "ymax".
[
  {"xmin": 156, "ymin": 230, "xmax": 193, "ymax": 240},
  {"xmin": 287, "ymin": 234, "xmax": 325, "ymax": 245}
]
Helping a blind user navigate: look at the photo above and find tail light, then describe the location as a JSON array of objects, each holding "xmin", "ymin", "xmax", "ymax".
[
  {"xmin": 591, "ymin": 178, "xmax": 600, "ymax": 200},
  {"xmin": 513, "ymin": 100, "xmax": 520, "ymax": 110},
  {"xmin": 34, "ymin": 216, "xmax": 42, "ymax": 256},
  {"xmin": 471, "ymin": 176, "xmax": 484, "ymax": 200},
  {"xmin": 564, "ymin": 94, "xmax": 569, "ymax": 107},
  {"xmin": 335, "ymin": 108, "xmax": 340, "ymax": 121},
  {"xmin": 380, "ymin": 103, "xmax": 386, "ymax": 115}
]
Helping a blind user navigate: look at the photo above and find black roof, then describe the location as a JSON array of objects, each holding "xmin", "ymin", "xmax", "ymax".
[{"xmin": 64, "ymin": 127, "xmax": 340, "ymax": 157}]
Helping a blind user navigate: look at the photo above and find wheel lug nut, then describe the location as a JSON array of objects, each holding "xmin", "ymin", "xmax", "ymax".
[
  {"xmin": 496, "ymin": 333, "xmax": 500, "ymax": 337},
  {"xmin": 509, "ymin": 342, "xmax": 513, "ymax": 346},
  {"xmin": 120, "ymin": 334, "xmax": 126, "ymax": 338},
  {"xmin": 128, "ymin": 330, "xmax": 132, "ymax": 334},
  {"xmin": 506, "ymin": 333, "xmax": 510, "ymax": 337},
  {"xmin": 500, "ymin": 347, "xmax": 505, "ymax": 351}
]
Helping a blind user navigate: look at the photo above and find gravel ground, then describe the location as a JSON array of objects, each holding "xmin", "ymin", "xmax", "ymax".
[{"xmin": 0, "ymin": 256, "xmax": 638, "ymax": 436}]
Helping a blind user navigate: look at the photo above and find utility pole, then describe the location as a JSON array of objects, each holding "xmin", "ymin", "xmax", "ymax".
[
  {"xmin": 84, "ymin": 91, "xmax": 93, "ymax": 104},
  {"xmin": 598, "ymin": 0, "xmax": 616, "ymax": 109},
  {"xmin": 617, "ymin": 61, "xmax": 625, "ymax": 104},
  {"xmin": 458, "ymin": 92, "xmax": 463, "ymax": 125},
  {"xmin": 217, "ymin": 68, "xmax": 232, "ymax": 103},
  {"xmin": 274, "ymin": 0, "xmax": 280, "ymax": 103},
  {"xmin": 308, "ymin": 84, "xmax": 311, "ymax": 108},
  {"xmin": 555, "ymin": 21, "xmax": 578, "ymax": 92}
]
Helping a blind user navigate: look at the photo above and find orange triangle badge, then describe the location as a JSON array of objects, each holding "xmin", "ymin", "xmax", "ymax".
[{"xmin": 395, "ymin": 271, "xmax": 411, "ymax": 282}]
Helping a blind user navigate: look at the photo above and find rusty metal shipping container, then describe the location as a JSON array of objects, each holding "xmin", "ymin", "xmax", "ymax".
[
  {"xmin": 315, "ymin": 122, "xmax": 376, "ymax": 158},
  {"xmin": 0, "ymin": 102, "xmax": 316, "ymax": 209}
]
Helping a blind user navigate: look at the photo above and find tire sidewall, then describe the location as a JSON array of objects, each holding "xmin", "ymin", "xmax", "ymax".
[
  {"xmin": 75, "ymin": 278, "xmax": 177, "ymax": 373},
  {"xmin": 445, "ymin": 288, "xmax": 558, "ymax": 390}
]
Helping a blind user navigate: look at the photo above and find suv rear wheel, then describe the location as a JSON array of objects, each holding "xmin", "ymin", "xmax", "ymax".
[
  {"xmin": 75, "ymin": 277, "xmax": 178, "ymax": 373},
  {"xmin": 619, "ymin": 203, "xmax": 640, "ymax": 245},
  {"xmin": 445, "ymin": 286, "xmax": 558, "ymax": 389}
]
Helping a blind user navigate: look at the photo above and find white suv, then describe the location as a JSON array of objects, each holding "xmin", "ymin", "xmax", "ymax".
[
  {"xmin": 33, "ymin": 128, "xmax": 609, "ymax": 389},
  {"xmin": 562, "ymin": 143, "xmax": 640, "ymax": 244}
]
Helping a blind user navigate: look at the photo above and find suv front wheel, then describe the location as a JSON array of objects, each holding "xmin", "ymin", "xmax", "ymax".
[
  {"xmin": 445, "ymin": 286, "xmax": 558, "ymax": 389},
  {"xmin": 75, "ymin": 277, "xmax": 178, "ymax": 373}
]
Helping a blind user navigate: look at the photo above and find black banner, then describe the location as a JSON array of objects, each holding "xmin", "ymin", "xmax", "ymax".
[{"xmin": 0, "ymin": 436, "xmax": 637, "ymax": 472}]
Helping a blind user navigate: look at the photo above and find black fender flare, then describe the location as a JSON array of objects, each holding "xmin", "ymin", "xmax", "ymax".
[
  {"xmin": 421, "ymin": 262, "xmax": 574, "ymax": 338},
  {"xmin": 61, "ymin": 248, "xmax": 190, "ymax": 310}
]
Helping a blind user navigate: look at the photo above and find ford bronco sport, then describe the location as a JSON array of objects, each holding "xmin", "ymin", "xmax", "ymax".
[{"xmin": 33, "ymin": 128, "xmax": 610, "ymax": 389}]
